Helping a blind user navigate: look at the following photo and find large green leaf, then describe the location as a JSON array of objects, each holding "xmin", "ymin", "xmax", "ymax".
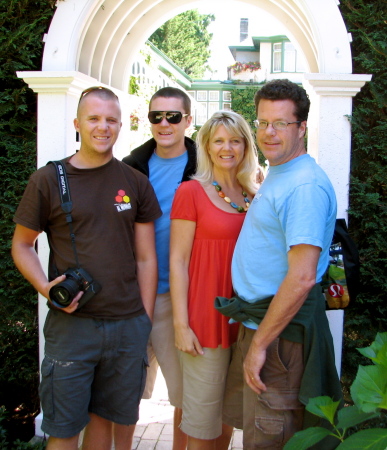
[
  {"xmin": 336, "ymin": 405, "xmax": 379, "ymax": 430},
  {"xmin": 283, "ymin": 427, "xmax": 333, "ymax": 450},
  {"xmin": 358, "ymin": 333, "xmax": 387, "ymax": 368},
  {"xmin": 337, "ymin": 429, "xmax": 387, "ymax": 450},
  {"xmin": 306, "ymin": 396, "xmax": 341, "ymax": 424},
  {"xmin": 351, "ymin": 365, "xmax": 387, "ymax": 412}
]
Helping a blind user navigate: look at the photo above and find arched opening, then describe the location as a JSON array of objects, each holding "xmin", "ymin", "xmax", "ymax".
[{"xmin": 43, "ymin": 0, "xmax": 352, "ymax": 88}]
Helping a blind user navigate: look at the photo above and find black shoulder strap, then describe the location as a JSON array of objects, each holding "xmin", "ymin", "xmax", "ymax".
[
  {"xmin": 48, "ymin": 160, "xmax": 72, "ymax": 219},
  {"xmin": 47, "ymin": 160, "xmax": 80, "ymax": 268}
]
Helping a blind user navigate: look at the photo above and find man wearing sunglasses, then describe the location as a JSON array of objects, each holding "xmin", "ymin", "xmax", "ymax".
[{"xmin": 123, "ymin": 86, "xmax": 196, "ymax": 450}]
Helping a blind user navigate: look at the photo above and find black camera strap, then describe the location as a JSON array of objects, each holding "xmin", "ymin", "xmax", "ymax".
[{"xmin": 48, "ymin": 160, "xmax": 81, "ymax": 269}]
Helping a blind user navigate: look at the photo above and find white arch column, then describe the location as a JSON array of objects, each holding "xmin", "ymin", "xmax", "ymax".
[
  {"xmin": 304, "ymin": 73, "xmax": 372, "ymax": 219},
  {"xmin": 303, "ymin": 73, "xmax": 372, "ymax": 374}
]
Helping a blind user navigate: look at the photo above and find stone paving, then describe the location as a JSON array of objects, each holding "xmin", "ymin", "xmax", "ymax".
[{"xmin": 131, "ymin": 369, "xmax": 243, "ymax": 450}]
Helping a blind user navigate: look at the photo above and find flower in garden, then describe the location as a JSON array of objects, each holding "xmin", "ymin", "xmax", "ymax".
[{"xmin": 228, "ymin": 61, "xmax": 261, "ymax": 75}]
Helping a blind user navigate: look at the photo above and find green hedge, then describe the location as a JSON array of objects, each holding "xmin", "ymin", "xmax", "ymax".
[
  {"xmin": 339, "ymin": 0, "xmax": 387, "ymax": 387},
  {"xmin": 230, "ymin": 86, "xmax": 267, "ymax": 166},
  {"xmin": 0, "ymin": 0, "xmax": 55, "ymax": 443}
]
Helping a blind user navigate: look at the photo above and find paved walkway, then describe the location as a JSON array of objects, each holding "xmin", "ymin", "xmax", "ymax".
[
  {"xmin": 132, "ymin": 369, "xmax": 243, "ymax": 449},
  {"xmin": 32, "ymin": 368, "xmax": 242, "ymax": 449}
]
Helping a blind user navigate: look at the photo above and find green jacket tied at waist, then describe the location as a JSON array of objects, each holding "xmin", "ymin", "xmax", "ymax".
[{"xmin": 214, "ymin": 284, "xmax": 342, "ymax": 409}]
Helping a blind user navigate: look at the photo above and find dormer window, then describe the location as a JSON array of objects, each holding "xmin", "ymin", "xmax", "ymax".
[{"xmin": 272, "ymin": 41, "xmax": 306, "ymax": 73}]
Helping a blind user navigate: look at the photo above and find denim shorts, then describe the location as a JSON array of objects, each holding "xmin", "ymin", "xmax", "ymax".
[{"xmin": 39, "ymin": 309, "xmax": 151, "ymax": 438}]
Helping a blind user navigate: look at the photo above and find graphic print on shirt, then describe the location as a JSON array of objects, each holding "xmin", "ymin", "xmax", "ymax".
[{"xmin": 114, "ymin": 189, "xmax": 132, "ymax": 212}]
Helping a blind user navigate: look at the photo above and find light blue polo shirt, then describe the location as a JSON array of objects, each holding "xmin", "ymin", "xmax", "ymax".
[{"xmin": 231, "ymin": 154, "xmax": 337, "ymax": 328}]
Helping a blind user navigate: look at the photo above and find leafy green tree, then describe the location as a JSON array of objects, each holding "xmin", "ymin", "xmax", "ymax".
[
  {"xmin": 0, "ymin": 0, "xmax": 55, "ymax": 443},
  {"xmin": 230, "ymin": 87, "xmax": 266, "ymax": 166},
  {"xmin": 149, "ymin": 9, "xmax": 214, "ymax": 78}
]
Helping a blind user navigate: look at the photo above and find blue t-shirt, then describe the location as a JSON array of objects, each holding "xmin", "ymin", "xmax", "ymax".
[
  {"xmin": 232, "ymin": 154, "xmax": 337, "ymax": 327},
  {"xmin": 149, "ymin": 151, "xmax": 188, "ymax": 294}
]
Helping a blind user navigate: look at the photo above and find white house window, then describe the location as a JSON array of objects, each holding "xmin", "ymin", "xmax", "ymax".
[
  {"xmin": 209, "ymin": 91, "xmax": 219, "ymax": 101},
  {"xmin": 284, "ymin": 42, "xmax": 296, "ymax": 72},
  {"xmin": 187, "ymin": 91, "xmax": 196, "ymax": 99},
  {"xmin": 223, "ymin": 103, "xmax": 231, "ymax": 111},
  {"xmin": 196, "ymin": 102, "xmax": 208, "ymax": 125},
  {"xmin": 272, "ymin": 41, "xmax": 305, "ymax": 73},
  {"xmin": 273, "ymin": 43, "xmax": 282, "ymax": 72},
  {"xmin": 208, "ymin": 102, "xmax": 219, "ymax": 117},
  {"xmin": 197, "ymin": 91, "xmax": 207, "ymax": 101},
  {"xmin": 223, "ymin": 91, "xmax": 231, "ymax": 102}
]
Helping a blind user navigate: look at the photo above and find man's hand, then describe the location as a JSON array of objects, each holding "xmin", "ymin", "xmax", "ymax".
[
  {"xmin": 242, "ymin": 244, "xmax": 321, "ymax": 394},
  {"xmin": 243, "ymin": 341, "xmax": 267, "ymax": 394},
  {"xmin": 12, "ymin": 224, "xmax": 84, "ymax": 314},
  {"xmin": 47, "ymin": 274, "xmax": 83, "ymax": 314}
]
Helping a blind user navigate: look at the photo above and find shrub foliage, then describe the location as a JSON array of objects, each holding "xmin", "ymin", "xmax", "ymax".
[
  {"xmin": 338, "ymin": 0, "xmax": 387, "ymax": 384},
  {"xmin": 0, "ymin": 0, "xmax": 55, "ymax": 443},
  {"xmin": 230, "ymin": 86, "xmax": 267, "ymax": 166}
]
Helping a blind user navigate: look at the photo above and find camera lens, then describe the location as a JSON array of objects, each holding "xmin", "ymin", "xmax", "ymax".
[{"xmin": 49, "ymin": 278, "xmax": 80, "ymax": 308}]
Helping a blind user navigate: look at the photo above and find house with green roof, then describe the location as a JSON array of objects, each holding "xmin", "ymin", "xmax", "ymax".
[{"xmin": 130, "ymin": 35, "xmax": 306, "ymax": 127}]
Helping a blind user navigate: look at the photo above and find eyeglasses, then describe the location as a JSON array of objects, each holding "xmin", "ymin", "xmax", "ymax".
[
  {"xmin": 253, "ymin": 120, "xmax": 301, "ymax": 131},
  {"xmin": 78, "ymin": 86, "xmax": 119, "ymax": 104},
  {"xmin": 148, "ymin": 111, "xmax": 189, "ymax": 124}
]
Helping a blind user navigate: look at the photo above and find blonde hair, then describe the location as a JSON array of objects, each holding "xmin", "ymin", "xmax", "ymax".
[{"xmin": 192, "ymin": 110, "xmax": 259, "ymax": 194}]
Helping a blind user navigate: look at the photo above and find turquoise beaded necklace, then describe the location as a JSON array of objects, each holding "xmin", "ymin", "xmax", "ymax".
[{"xmin": 212, "ymin": 181, "xmax": 250, "ymax": 213}]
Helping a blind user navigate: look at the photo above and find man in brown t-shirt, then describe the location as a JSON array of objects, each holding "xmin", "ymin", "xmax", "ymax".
[{"xmin": 12, "ymin": 87, "xmax": 161, "ymax": 450}]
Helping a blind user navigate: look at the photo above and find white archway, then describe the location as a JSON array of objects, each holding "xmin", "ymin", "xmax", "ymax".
[
  {"xmin": 19, "ymin": 0, "xmax": 371, "ymax": 215},
  {"xmin": 41, "ymin": 0, "xmax": 354, "ymax": 88},
  {"xmin": 17, "ymin": 0, "xmax": 371, "ymax": 437}
]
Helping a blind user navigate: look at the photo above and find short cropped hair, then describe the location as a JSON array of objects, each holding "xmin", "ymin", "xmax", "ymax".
[
  {"xmin": 77, "ymin": 86, "xmax": 120, "ymax": 116},
  {"xmin": 149, "ymin": 87, "xmax": 192, "ymax": 115},
  {"xmin": 192, "ymin": 110, "xmax": 258, "ymax": 194},
  {"xmin": 254, "ymin": 79, "xmax": 310, "ymax": 122}
]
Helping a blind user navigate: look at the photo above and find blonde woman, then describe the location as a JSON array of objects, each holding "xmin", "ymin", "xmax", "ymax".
[{"xmin": 170, "ymin": 111, "xmax": 261, "ymax": 450}]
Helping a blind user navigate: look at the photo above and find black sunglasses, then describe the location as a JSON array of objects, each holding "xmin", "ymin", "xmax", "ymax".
[{"xmin": 148, "ymin": 111, "xmax": 189, "ymax": 124}]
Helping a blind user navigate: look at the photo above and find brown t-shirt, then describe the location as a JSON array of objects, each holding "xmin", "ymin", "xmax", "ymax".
[{"xmin": 14, "ymin": 156, "xmax": 161, "ymax": 319}]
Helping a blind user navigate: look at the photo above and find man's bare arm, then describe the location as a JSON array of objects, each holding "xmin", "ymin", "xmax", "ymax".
[
  {"xmin": 134, "ymin": 221, "xmax": 158, "ymax": 321},
  {"xmin": 243, "ymin": 244, "xmax": 321, "ymax": 393},
  {"xmin": 12, "ymin": 224, "xmax": 80, "ymax": 313}
]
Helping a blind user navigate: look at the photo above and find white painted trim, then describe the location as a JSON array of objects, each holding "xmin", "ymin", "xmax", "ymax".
[
  {"xmin": 303, "ymin": 74, "xmax": 372, "ymax": 219},
  {"xmin": 304, "ymin": 73, "xmax": 373, "ymax": 96}
]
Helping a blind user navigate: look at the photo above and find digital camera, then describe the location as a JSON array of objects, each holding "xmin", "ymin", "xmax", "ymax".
[{"xmin": 49, "ymin": 267, "xmax": 101, "ymax": 309}]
